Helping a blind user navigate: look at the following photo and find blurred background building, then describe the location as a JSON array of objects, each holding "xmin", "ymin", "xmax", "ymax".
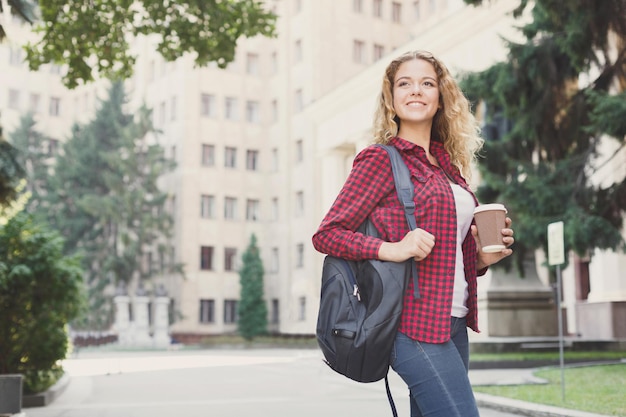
[{"xmin": 1, "ymin": 0, "xmax": 624, "ymax": 342}]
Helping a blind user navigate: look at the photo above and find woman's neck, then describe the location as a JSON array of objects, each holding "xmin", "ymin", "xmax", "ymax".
[{"xmin": 397, "ymin": 124, "xmax": 432, "ymax": 152}]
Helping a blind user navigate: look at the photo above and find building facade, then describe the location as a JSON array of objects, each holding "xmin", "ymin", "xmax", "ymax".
[{"xmin": 1, "ymin": 0, "xmax": 624, "ymax": 340}]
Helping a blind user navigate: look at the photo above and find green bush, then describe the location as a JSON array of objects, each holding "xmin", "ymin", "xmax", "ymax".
[{"xmin": 0, "ymin": 212, "xmax": 85, "ymax": 393}]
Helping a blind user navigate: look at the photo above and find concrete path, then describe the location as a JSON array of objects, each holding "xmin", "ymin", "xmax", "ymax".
[{"xmin": 22, "ymin": 348, "xmax": 524, "ymax": 417}]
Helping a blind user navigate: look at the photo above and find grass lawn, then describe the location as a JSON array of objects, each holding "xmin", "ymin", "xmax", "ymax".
[
  {"xmin": 471, "ymin": 350, "xmax": 626, "ymax": 362},
  {"xmin": 473, "ymin": 363, "xmax": 626, "ymax": 416}
]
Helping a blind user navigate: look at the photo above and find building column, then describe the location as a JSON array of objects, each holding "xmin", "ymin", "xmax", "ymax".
[
  {"xmin": 152, "ymin": 286, "xmax": 171, "ymax": 348},
  {"xmin": 113, "ymin": 288, "xmax": 131, "ymax": 346},
  {"xmin": 132, "ymin": 288, "xmax": 153, "ymax": 346}
]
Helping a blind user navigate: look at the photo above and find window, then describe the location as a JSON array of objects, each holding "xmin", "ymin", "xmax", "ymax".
[
  {"xmin": 199, "ymin": 299, "xmax": 215, "ymax": 323},
  {"xmin": 271, "ymin": 99, "xmax": 278, "ymax": 122},
  {"xmin": 246, "ymin": 100, "xmax": 260, "ymax": 123},
  {"xmin": 83, "ymin": 93, "xmax": 90, "ymax": 112},
  {"xmin": 429, "ymin": 0, "xmax": 436, "ymax": 12},
  {"xmin": 353, "ymin": 40, "xmax": 365, "ymax": 64},
  {"xmin": 159, "ymin": 101, "xmax": 166, "ymax": 125},
  {"xmin": 353, "ymin": 0, "xmax": 363, "ymax": 12},
  {"xmin": 294, "ymin": 0, "xmax": 302, "ymax": 12},
  {"xmin": 294, "ymin": 89, "xmax": 303, "ymax": 112},
  {"xmin": 225, "ymin": 97, "xmax": 238, "ymax": 120},
  {"xmin": 296, "ymin": 243, "xmax": 304, "ymax": 268},
  {"xmin": 246, "ymin": 53, "xmax": 259, "ymax": 75},
  {"xmin": 169, "ymin": 195, "xmax": 177, "ymax": 218},
  {"xmin": 298, "ymin": 297, "xmax": 306, "ymax": 321},
  {"xmin": 224, "ymin": 300, "xmax": 238, "ymax": 324},
  {"xmin": 171, "ymin": 145, "xmax": 176, "ymax": 162},
  {"xmin": 271, "ymin": 197, "xmax": 279, "ymax": 221},
  {"xmin": 202, "ymin": 144, "xmax": 215, "ymax": 166},
  {"xmin": 224, "ymin": 247, "xmax": 237, "ymax": 271},
  {"xmin": 373, "ymin": 0, "xmax": 383, "ymax": 17},
  {"xmin": 200, "ymin": 246, "xmax": 214, "ymax": 270},
  {"xmin": 271, "ymin": 299, "xmax": 280, "ymax": 324},
  {"xmin": 271, "ymin": 148, "xmax": 279, "ymax": 171},
  {"xmin": 392, "ymin": 2, "xmax": 402, "ymax": 22},
  {"xmin": 295, "ymin": 139, "xmax": 303, "ymax": 163},
  {"xmin": 271, "ymin": 247, "xmax": 279, "ymax": 272},
  {"xmin": 149, "ymin": 60, "xmax": 155, "ymax": 81},
  {"xmin": 224, "ymin": 197, "xmax": 237, "ymax": 219},
  {"xmin": 374, "ymin": 44, "xmax": 385, "ymax": 61},
  {"xmin": 170, "ymin": 96, "xmax": 177, "ymax": 120},
  {"xmin": 246, "ymin": 150, "xmax": 259, "ymax": 171},
  {"xmin": 414, "ymin": 0, "xmax": 421, "ymax": 19},
  {"xmin": 49, "ymin": 97, "xmax": 61, "ymax": 116},
  {"xmin": 271, "ymin": 51, "xmax": 278, "ymax": 74},
  {"xmin": 294, "ymin": 39, "xmax": 302, "ymax": 63},
  {"xmin": 201, "ymin": 93, "xmax": 216, "ymax": 117},
  {"xmin": 201, "ymin": 194, "xmax": 215, "ymax": 219},
  {"xmin": 9, "ymin": 47, "xmax": 22, "ymax": 66},
  {"xmin": 295, "ymin": 191, "xmax": 304, "ymax": 217},
  {"xmin": 246, "ymin": 199, "xmax": 260, "ymax": 221},
  {"xmin": 8, "ymin": 89, "xmax": 20, "ymax": 110},
  {"xmin": 48, "ymin": 139, "xmax": 59, "ymax": 157},
  {"xmin": 29, "ymin": 93, "xmax": 40, "ymax": 113},
  {"xmin": 225, "ymin": 147, "xmax": 237, "ymax": 168}
]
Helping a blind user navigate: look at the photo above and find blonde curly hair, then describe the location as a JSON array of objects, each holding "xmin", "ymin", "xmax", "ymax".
[{"xmin": 372, "ymin": 50, "xmax": 483, "ymax": 180}]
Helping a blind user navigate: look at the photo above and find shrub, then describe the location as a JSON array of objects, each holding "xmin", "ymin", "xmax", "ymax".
[{"xmin": 0, "ymin": 213, "xmax": 85, "ymax": 393}]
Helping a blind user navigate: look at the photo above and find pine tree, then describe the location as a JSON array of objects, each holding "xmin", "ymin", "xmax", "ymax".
[
  {"xmin": 461, "ymin": 0, "xmax": 626, "ymax": 271},
  {"xmin": 23, "ymin": 82, "xmax": 180, "ymax": 329},
  {"xmin": 0, "ymin": 126, "xmax": 25, "ymax": 207},
  {"xmin": 238, "ymin": 234, "xmax": 268, "ymax": 341},
  {"xmin": 9, "ymin": 113, "xmax": 54, "ymax": 209}
]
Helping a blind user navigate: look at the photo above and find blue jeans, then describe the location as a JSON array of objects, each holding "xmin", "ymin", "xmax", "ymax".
[{"xmin": 390, "ymin": 317, "xmax": 479, "ymax": 417}]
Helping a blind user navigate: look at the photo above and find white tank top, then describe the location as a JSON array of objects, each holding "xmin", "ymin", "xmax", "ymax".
[{"xmin": 450, "ymin": 183, "xmax": 476, "ymax": 318}]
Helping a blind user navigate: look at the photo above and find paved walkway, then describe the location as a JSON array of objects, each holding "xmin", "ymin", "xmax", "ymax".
[{"xmin": 20, "ymin": 348, "xmax": 613, "ymax": 417}]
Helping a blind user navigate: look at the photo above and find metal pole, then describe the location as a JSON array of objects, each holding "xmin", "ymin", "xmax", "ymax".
[{"xmin": 556, "ymin": 264, "xmax": 565, "ymax": 401}]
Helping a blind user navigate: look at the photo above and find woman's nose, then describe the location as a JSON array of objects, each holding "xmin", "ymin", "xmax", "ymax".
[{"xmin": 411, "ymin": 84, "xmax": 422, "ymax": 96}]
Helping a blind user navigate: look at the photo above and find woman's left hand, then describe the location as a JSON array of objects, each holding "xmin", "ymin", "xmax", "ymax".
[{"xmin": 472, "ymin": 217, "xmax": 514, "ymax": 270}]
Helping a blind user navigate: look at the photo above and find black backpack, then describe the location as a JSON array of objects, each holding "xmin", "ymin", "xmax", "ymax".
[{"xmin": 315, "ymin": 145, "xmax": 419, "ymax": 416}]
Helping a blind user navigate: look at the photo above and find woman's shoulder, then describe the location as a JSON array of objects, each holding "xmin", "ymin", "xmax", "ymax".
[{"xmin": 355, "ymin": 143, "xmax": 395, "ymax": 161}]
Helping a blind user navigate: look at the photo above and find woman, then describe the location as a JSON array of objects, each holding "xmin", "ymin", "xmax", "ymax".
[{"xmin": 312, "ymin": 50, "xmax": 515, "ymax": 417}]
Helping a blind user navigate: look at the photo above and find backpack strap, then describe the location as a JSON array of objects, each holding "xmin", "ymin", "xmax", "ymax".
[
  {"xmin": 385, "ymin": 375, "xmax": 398, "ymax": 417},
  {"xmin": 377, "ymin": 144, "xmax": 420, "ymax": 299}
]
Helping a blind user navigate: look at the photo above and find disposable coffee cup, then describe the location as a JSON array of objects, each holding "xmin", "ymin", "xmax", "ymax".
[{"xmin": 473, "ymin": 203, "xmax": 507, "ymax": 253}]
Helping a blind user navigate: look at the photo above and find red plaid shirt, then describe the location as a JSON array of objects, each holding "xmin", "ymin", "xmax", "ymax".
[{"xmin": 312, "ymin": 137, "xmax": 485, "ymax": 343}]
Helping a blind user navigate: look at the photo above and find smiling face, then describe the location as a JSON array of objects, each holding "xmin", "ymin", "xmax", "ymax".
[{"xmin": 392, "ymin": 58, "xmax": 440, "ymax": 132}]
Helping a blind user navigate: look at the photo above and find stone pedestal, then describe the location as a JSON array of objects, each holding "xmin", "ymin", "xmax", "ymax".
[
  {"xmin": 0, "ymin": 374, "xmax": 23, "ymax": 414},
  {"xmin": 132, "ymin": 295, "xmax": 153, "ymax": 346},
  {"xmin": 152, "ymin": 296, "xmax": 171, "ymax": 348},
  {"xmin": 113, "ymin": 295, "xmax": 131, "ymax": 346},
  {"xmin": 576, "ymin": 301, "xmax": 626, "ymax": 339},
  {"xmin": 478, "ymin": 257, "xmax": 558, "ymax": 337}
]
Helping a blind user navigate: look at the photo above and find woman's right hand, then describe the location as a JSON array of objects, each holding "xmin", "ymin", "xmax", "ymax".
[{"xmin": 378, "ymin": 228, "xmax": 435, "ymax": 262}]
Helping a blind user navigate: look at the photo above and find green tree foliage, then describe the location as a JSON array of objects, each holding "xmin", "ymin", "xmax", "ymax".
[
  {"xmin": 0, "ymin": 212, "xmax": 85, "ymax": 392},
  {"xmin": 8, "ymin": 113, "xmax": 53, "ymax": 208},
  {"xmin": 461, "ymin": 0, "xmax": 626, "ymax": 269},
  {"xmin": 21, "ymin": 82, "xmax": 180, "ymax": 329},
  {"xmin": 0, "ymin": 138, "xmax": 24, "ymax": 207},
  {"xmin": 1, "ymin": 0, "xmax": 277, "ymax": 88},
  {"xmin": 238, "ymin": 234, "xmax": 267, "ymax": 340}
]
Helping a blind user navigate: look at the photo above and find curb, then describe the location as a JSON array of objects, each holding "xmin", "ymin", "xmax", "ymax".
[
  {"xmin": 475, "ymin": 392, "xmax": 615, "ymax": 417},
  {"xmin": 22, "ymin": 374, "xmax": 70, "ymax": 408}
]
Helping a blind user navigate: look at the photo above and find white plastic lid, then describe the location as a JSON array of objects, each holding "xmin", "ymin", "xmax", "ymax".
[{"xmin": 473, "ymin": 203, "xmax": 507, "ymax": 214}]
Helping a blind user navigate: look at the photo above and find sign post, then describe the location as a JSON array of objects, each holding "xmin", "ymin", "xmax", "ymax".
[{"xmin": 547, "ymin": 221, "xmax": 566, "ymax": 401}]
